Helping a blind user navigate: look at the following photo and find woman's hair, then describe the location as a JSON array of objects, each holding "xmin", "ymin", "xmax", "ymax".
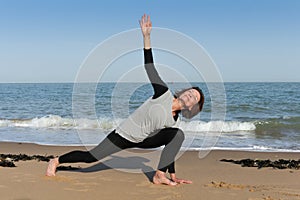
[{"xmin": 174, "ymin": 86, "xmax": 205, "ymax": 119}]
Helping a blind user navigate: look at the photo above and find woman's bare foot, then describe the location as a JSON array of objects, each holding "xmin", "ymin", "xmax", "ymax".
[
  {"xmin": 46, "ymin": 157, "xmax": 59, "ymax": 176},
  {"xmin": 153, "ymin": 170, "xmax": 177, "ymax": 186}
]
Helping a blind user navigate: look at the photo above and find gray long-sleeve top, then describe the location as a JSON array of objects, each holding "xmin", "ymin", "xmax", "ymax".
[{"xmin": 115, "ymin": 49, "xmax": 177, "ymax": 143}]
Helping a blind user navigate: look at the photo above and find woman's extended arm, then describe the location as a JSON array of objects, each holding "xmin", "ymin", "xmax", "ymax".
[
  {"xmin": 139, "ymin": 14, "xmax": 152, "ymax": 50},
  {"xmin": 139, "ymin": 14, "xmax": 168, "ymax": 99}
]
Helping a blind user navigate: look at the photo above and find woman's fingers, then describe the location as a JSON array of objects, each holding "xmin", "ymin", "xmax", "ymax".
[
  {"xmin": 182, "ymin": 179, "xmax": 193, "ymax": 184},
  {"xmin": 141, "ymin": 14, "xmax": 151, "ymax": 26},
  {"xmin": 142, "ymin": 14, "xmax": 146, "ymax": 24},
  {"xmin": 174, "ymin": 178, "xmax": 193, "ymax": 184}
]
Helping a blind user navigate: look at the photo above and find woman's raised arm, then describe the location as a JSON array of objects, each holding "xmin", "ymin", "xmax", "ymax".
[{"xmin": 139, "ymin": 14, "xmax": 168, "ymax": 99}]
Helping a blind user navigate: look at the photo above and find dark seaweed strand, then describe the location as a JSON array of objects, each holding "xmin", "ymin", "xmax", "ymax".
[
  {"xmin": 0, "ymin": 154, "xmax": 55, "ymax": 168},
  {"xmin": 220, "ymin": 159, "xmax": 300, "ymax": 169}
]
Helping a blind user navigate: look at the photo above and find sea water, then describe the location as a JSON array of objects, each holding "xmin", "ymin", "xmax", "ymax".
[{"xmin": 0, "ymin": 82, "xmax": 299, "ymax": 152}]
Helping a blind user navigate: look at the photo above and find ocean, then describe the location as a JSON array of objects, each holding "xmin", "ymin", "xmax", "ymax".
[{"xmin": 0, "ymin": 82, "xmax": 299, "ymax": 152}]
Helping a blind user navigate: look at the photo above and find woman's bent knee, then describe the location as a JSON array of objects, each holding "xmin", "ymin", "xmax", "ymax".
[{"xmin": 175, "ymin": 129, "xmax": 185, "ymax": 143}]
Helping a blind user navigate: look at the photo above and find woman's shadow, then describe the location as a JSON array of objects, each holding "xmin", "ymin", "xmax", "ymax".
[{"xmin": 57, "ymin": 155, "xmax": 156, "ymax": 182}]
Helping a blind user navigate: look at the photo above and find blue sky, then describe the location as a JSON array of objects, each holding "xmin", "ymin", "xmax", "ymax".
[{"xmin": 0, "ymin": 0, "xmax": 299, "ymax": 82}]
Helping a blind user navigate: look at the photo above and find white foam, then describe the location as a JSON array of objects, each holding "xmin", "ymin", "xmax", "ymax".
[
  {"xmin": 0, "ymin": 115, "xmax": 117, "ymax": 131},
  {"xmin": 0, "ymin": 115, "xmax": 256, "ymax": 133},
  {"xmin": 187, "ymin": 146, "xmax": 300, "ymax": 153},
  {"xmin": 178, "ymin": 120, "xmax": 256, "ymax": 133},
  {"xmin": 0, "ymin": 119, "xmax": 11, "ymax": 127}
]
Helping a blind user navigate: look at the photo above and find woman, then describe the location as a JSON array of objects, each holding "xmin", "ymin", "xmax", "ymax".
[{"xmin": 46, "ymin": 14, "xmax": 205, "ymax": 186}]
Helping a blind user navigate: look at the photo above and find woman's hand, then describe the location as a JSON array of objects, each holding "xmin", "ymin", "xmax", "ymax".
[
  {"xmin": 170, "ymin": 173, "xmax": 193, "ymax": 184},
  {"xmin": 139, "ymin": 14, "xmax": 152, "ymax": 38}
]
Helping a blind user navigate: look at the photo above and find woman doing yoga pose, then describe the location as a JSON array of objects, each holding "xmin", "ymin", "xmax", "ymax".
[{"xmin": 46, "ymin": 14, "xmax": 204, "ymax": 186}]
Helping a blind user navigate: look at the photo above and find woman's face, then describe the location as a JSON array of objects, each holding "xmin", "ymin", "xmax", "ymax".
[{"xmin": 178, "ymin": 89, "xmax": 201, "ymax": 110}]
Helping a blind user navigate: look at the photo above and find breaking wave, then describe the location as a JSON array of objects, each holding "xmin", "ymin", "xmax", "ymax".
[{"xmin": 0, "ymin": 115, "xmax": 256, "ymax": 133}]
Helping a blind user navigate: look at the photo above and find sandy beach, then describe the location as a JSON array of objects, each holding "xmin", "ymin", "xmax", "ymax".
[{"xmin": 0, "ymin": 142, "xmax": 299, "ymax": 200}]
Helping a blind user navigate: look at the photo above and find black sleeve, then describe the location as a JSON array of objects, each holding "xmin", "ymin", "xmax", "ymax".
[{"xmin": 144, "ymin": 48, "xmax": 168, "ymax": 99}]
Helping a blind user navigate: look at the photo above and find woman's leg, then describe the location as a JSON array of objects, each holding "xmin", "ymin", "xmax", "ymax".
[
  {"xmin": 136, "ymin": 127, "xmax": 184, "ymax": 185},
  {"xmin": 46, "ymin": 130, "xmax": 135, "ymax": 176},
  {"xmin": 137, "ymin": 127, "xmax": 184, "ymax": 173},
  {"xmin": 59, "ymin": 131, "xmax": 135, "ymax": 164}
]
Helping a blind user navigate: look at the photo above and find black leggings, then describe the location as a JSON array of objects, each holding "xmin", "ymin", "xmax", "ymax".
[{"xmin": 59, "ymin": 127, "xmax": 184, "ymax": 173}]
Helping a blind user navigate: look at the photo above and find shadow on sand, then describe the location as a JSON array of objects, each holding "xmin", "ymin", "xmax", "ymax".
[{"xmin": 57, "ymin": 155, "xmax": 156, "ymax": 182}]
